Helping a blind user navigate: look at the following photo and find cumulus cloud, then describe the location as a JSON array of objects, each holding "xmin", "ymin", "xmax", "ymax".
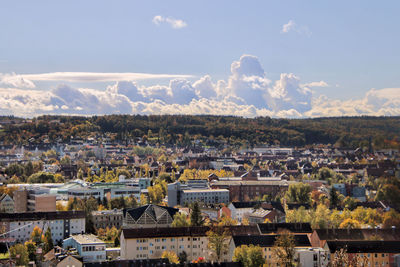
[
  {"xmin": 1, "ymin": 55, "xmax": 399, "ymax": 118},
  {"xmin": 0, "ymin": 73, "xmax": 36, "ymax": 88},
  {"xmin": 281, "ymin": 20, "xmax": 312, "ymax": 36},
  {"xmin": 0, "ymin": 72, "xmax": 191, "ymax": 83},
  {"xmin": 152, "ymin": 15, "xmax": 187, "ymax": 29}
]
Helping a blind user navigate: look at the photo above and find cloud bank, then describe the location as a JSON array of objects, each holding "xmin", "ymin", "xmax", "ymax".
[{"xmin": 0, "ymin": 55, "xmax": 399, "ymax": 118}]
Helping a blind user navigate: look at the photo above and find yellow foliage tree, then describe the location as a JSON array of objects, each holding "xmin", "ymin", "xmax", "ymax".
[{"xmin": 161, "ymin": 250, "xmax": 179, "ymax": 264}]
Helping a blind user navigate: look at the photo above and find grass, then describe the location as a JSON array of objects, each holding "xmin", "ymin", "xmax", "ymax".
[{"xmin": 0, "ymin": 253, "xmax": 9, "ymax": 260}]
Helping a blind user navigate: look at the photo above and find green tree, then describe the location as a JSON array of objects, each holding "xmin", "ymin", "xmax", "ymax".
[
  {"xmin": 178, "ymin": 251, "xmax": 188, "ymax": 264},
  {"xmin": 10, "ymin": 244, "xmax": 29, "ymax": 266},
  {"xmin": 171, "ymin": 212, "xmax": 190, "ymax": 227},
  {"xmin": 330, "ymin": 187, "xmax": 340, "ymax": 209},
  {"xmin": 43, "ymin": 228, "xmax": 54, "ymax": 254},
  {"xmin": 190, "ymin": 202, "xmax": 203, "ymax": 226},
  {"xmin": 206, "ymin": 227, "xmax": 229, "ymax": 263},
  {"xmin": 285, "ymin": 183, "xmax": 311, "ymax": 204},
  {"xmin": 233, "ymin": 244, "xmax": 265, "ymax": 267},
  {"xmin": 24, "ymin": 240, "xmax": 37, "ymax": 262},
  {"xmin": 272, "ymin": 230, "xmax": 296, "ymax": 267}
]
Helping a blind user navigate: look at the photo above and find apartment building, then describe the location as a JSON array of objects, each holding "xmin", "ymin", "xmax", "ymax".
[
  {"xmin": 210, "ymin": 180, "xmax": 289, "ymax": 202},
  {"xmin": 13, "ymin": 189, "xmax": 56, "ymax": 212},
  {"xmin": 0, "ymin": 211, "xmax": 85, "ymax": 244},
  {"xmin": 0, "ymin": 194, "xmax": 14, "ymax": 213},
  {"xmin": 91, "ymin": 209, "xmax": 123, "ymax": 229},
  {"xmin": 168, "ymin": 181, "xmax": 229, "ymax": 206},
  {"xmin": 228, "ymin": 235, "xmax": 329, "ymax": 267},
  {"xmin": 120, "ymin": 227, "xmax": 212, "ymax": 262}
]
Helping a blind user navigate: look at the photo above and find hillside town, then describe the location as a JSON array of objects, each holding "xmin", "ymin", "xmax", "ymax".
[{"xmin": 0, "ymin": 125, "xmax": 399, "ymax": 267}]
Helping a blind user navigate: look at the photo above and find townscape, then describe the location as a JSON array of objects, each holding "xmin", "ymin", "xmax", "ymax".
[{"xmin": 0, "ymin": 115, "xmax": 398, "ymax": 266}]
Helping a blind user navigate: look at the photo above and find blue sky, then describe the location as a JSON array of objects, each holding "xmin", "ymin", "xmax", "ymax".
[{"xmin": 0, "ymin": 1, "xmax": 399, "ymax": 117}]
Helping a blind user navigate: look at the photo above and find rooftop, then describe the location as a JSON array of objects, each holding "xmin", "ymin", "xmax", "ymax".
[{"xmin": 70, "ymin": 234, "xmax": 105, "ymax": 245}]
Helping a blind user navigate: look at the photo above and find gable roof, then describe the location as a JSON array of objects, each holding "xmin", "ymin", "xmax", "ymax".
[
  {"xmin": 327, "ymin": 240, "xmax": 400, "ymax": 253},
  {"xmin": 315, "ymin": 229, "xmax": 400, "ymax": 242},
  {"xmin": 258, "ymin": 223, "xmax": 312, "ymax": 234}
]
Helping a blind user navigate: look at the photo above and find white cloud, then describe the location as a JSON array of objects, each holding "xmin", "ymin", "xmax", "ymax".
[
  {"xmin": 281, "ymin": 20, "xmax": 296, "ymax": 33},
  {"xmin": 152, "ymin": 15, "xmax": 187, "ymax": 29},
  {"xmin": 1, "ymin": 72, "xmax": 192, "ymax": 83},
  {"xmin": 0, "ymin": 73, "xmax": 36, "ymax": 88},
  {"xmin": 302, "ymin": 81, "xmax": 329, "ymax": 88},
  {"xmin": 281, "ymin": 20, "xmax": 312, "ymax": 36},
  {"xmin": 1, "ymin": 55, "xmax": 399, "ymax": 118}
]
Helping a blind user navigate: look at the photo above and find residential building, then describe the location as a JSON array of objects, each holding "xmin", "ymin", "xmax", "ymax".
[
  {"xmin": 0, "ymin": 194, "xmax": 14, "ymax": 213},
  {"xmin": 120, "ymin": 227, "xmax": 212, "ymax": 262},
  {"xmin": 227, "ymin": 201, "xmax": 285, "ymax": 223},
  {"xmin": 13, "ymin": 189, "xmax": 28, "ymax": 212},
  {"xmin": 327, "ymin": 240, "xmax": 400, "ymax": 267},
  {"xmin": 168, "ymin": 181, "xmax": 229, "ymax": 206},
  {"xmin": 122, "ymin": 204, "xmax": 178, "ymax": 228},
  {"xmin": 91, "ymin": 209, "xmax": 123, "ymax": 229},
  {"xmin": 63, "ymin": 234, "xmax": 106, "ymax": 263},
  {"xmin": 210, "ymin": 180, "xmax": 289, "ymax": 202},
  {"xmin": 27, "ymin": 194, "xmax": 56, "ymax": 212},
  {"xmin": 228, "ymin": 234, "xmax": 329, "ymax": 267},
  {"xmin": 57, "ymin": 255, "xmax": 83, "ymax": 267},
  {"xmin": 0, "ymin": 211, "xmax": 85, "ymax": 244}
]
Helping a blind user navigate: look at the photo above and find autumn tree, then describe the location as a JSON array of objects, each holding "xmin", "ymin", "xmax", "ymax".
[
  {"xmin": 233, "ymin": 244, "xmax": 265, "ymax": 267},
  {"xmin": 206, "ymin": 227, "xmax": 230, "ymax": 263},
  {"xmin": 272, "ymin": 230, "xmax": 296, "ymax": 267},
  {"xmin": 10, "ymin": 244, "xmax": 29, "ymax": 266},
  {"xmin": 161, "ymin": 250, "xmax": 179, "ymax": 264},
  {"xmin": 171, "ymin": 212, "xmax": 190, "ymax": 227},
  {"xmin": 31, "ymin": 226, "xmax": 43, "ymax": 244},
  {"xmin": 331, "ymin": 247, "xmax": 349, "ymax": 267}
]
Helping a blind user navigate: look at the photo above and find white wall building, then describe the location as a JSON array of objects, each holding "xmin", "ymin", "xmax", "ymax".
[{"xmin": 0, "ymin": 211, "xmax": 85, "ymax": 244}]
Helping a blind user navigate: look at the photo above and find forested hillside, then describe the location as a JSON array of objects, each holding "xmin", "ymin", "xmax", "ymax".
[{"xmin": 0, "ymin": 115, "xmax": 399, "ymax": 149}]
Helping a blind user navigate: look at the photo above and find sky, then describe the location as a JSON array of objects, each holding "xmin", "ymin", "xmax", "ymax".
[{"xmin": 0, "ymin": 0, "xmax": 399, "ymax": 118}]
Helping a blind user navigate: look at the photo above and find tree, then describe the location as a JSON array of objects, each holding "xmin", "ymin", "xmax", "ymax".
[
  {"xmin": 24, "ymin": 240, "xmax": 37, "ymax": 262},
  {"xmin": 206, "ymin": 227, "xmax": 230, "ymax": 263},
  {"xmin": 43, "ymin": 228, "xmax": 54, "ymax": 254},
  {"xmin": 178, "ymin": 251, "xmax": 188, "ymax": 264},
  {"xmin": 272, "ymin": 230, "xmax": 296, "ymax": 267},
  {"xmin": 190, "ymin": 202, "xmax": 203, "ymax": 226},
  {"xmin": 233, "ymin": 245, "xmax": 265, "ymax": 267},
  {"xmin": 31, "ymin": 226, "xmax": 43, "ymax": 244},
  {"xmin": 9, "ymin": 244, "xmax": 29, "ymax": 266},
  {"xmin": 217, "ymin": 214, "xmax": 238, "ymax": 226},
  {"xmin": 161, "ymin": 250, "xmax": 179, "ymax": 264},
  {"xmin": 311, "ymin": 204, "xmax": 330, "ymax": 229},
  {"xmin": 285, "ymin": 183, "xmax": 311, "ymax": 204},
  {"xmin": 172, "ymin": 212, "xmax": 190, "ymax": 227},
  {"xmin": 331, "ymin": 247, "xmax": 349, "ymax": 267},
  {"xmin": 114, "ymin": 235, "xmax": 120, "ymax": 247},
  {"xmin": 330, "ymin": 187, "xmax": 340, "ymax": 209},
  {"xmin": 339, "ymin": 218, "xmax": 361, "ymax": 229}
]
